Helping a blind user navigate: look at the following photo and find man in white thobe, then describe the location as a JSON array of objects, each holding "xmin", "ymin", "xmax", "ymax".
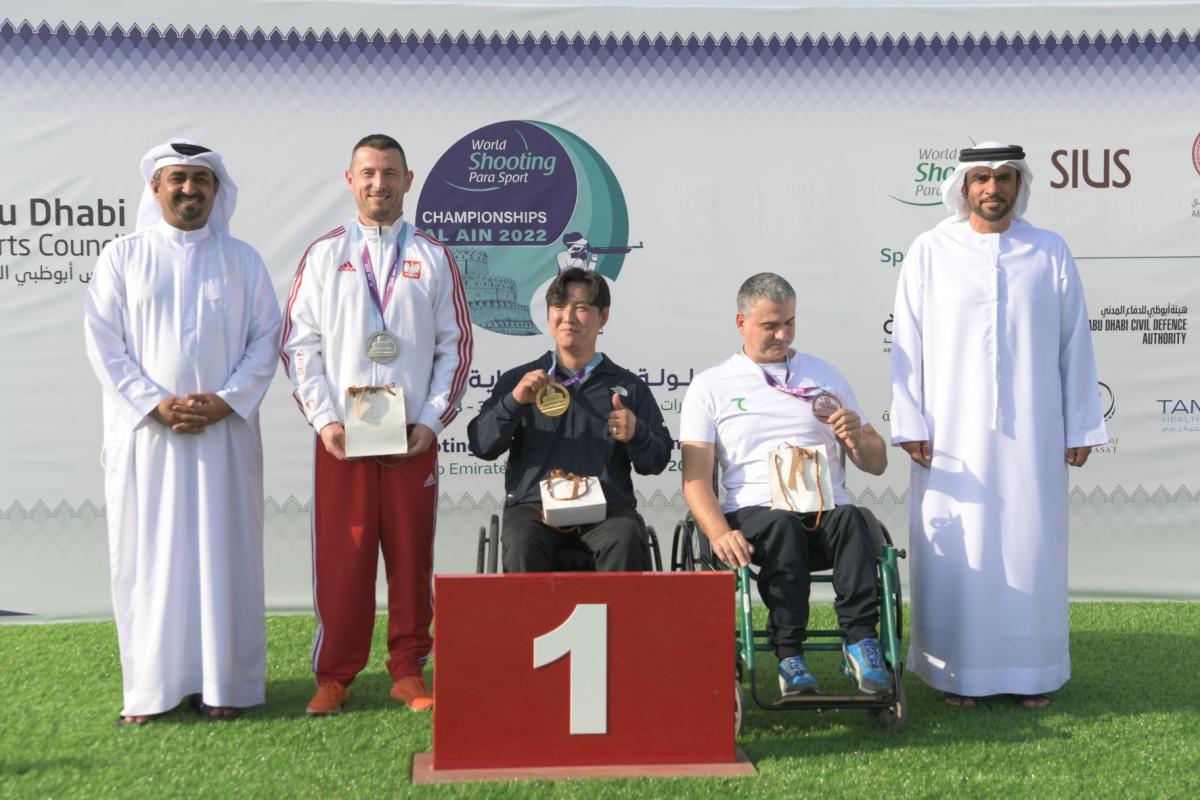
[
  {"xmin": 889, "ymin": 142, "xmax": 1107, "ymax": 708},
  {"xmin": 84, "ymin": 139, "xmax": 281, "ymax": 725}
]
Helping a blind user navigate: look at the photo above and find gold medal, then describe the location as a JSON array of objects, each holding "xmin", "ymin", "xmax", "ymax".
[{"xmin": 535, "ymin": 382, "xmax": 571, "ymax": 417}]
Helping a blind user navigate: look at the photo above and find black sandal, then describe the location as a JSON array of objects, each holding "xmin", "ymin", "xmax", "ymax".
[{"xmin": 189, "ymin": 693, "xmax": 243, "ymax": 721}]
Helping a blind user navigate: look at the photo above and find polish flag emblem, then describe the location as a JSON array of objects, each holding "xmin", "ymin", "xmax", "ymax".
[
  {"xmin": 403, "ymin": 260, "xmax": 423, "ymax": 279},
  {"xmin": 337, "ymin": 261, "xmax": 355, "ymax": 272}
]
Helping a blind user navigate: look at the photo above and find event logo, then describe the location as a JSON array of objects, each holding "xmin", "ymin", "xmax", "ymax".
[
  {"xmin": 881, "ymin": 313, "xmax": 893, "ymax": 354},
  {"xmin": 1049, "ymin": 148, "xmax": 1131, "ymax": 189},
  {"xmin": 416, "ymin": 121, "xmax": 641, "ymax": 336},
  {"xmin": 888, "ymin": 145, "xmax": 957, "ymax": 207}
]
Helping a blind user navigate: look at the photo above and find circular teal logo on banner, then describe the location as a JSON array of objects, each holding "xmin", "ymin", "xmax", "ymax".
[{"xmin": 416, "ymin": 120, "xmax": 640, "ymax": 336}]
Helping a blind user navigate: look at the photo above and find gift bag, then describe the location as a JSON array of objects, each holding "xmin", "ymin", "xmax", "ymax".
[
  {"xmin": 768, "ymin": 443, "xmax": 834, "ymax": 529},
  {"xmin": 344, "ymin": 384, "xmax": 408, "ymax": 458},
  {"xmin": 539, "ymin": 468, "xmax": 607, "ymax": 527}
]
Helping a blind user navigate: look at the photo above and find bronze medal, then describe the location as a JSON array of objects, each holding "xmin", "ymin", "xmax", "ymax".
[
  {"xmin": 535, "ymin": 381, "xmax": 571, "ymax": 417},
  {"xmin": 811, "ymin": 390, "xmax": 843, "ymax": 423}
]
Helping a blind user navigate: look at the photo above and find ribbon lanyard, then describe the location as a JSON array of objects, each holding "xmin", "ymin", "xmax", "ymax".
[
  {"xmin": 550, "ymin": 352, "xmax": 603, "ymax": 389},
  {"xmin": 760, "ymin": 361, "xmax": 823, "ymax": 401},
  {"xmin": 360, "ymin": 222, "xmax": 404, "ymax": 330}
]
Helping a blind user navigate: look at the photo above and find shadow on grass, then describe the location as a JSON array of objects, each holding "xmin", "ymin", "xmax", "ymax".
[
  {"xmin": 0, "ymin": 757, "xmax": 98, "ymax": 778},
  {"xmin": 738, "ymin": 629, "xmax": 1200, "ymax": 762},
  {"xmin": 247, "ymin": 669, "xmax": 435, "ymax": 722},
  {"xmin": 1060, "ymin": 628, "xmax": 1199, "ymax": 715}
]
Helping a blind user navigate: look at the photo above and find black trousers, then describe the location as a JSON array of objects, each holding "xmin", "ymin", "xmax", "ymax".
[
  {"xmin": 728, "ymin": 505, "xmax": 879, "ymax": 658},
  {"xmin": 502, "ymin": 502, "xmax": 648, "ymax": 573}
]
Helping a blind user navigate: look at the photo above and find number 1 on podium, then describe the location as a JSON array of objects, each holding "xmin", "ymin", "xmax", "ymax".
[{"xmin": 533, "ymin": 603, "xmax": 607, "ymax": 734}]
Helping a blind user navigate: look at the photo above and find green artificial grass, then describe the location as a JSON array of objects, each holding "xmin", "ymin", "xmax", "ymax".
[{"xmin": 1, "ymin": 603, "xmax": 1198, "ymax": 799}]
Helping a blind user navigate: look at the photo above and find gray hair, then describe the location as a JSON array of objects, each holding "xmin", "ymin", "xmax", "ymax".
[{"xmin": 737, "ymin": 272, "xmax": 795, "ymax": 314}]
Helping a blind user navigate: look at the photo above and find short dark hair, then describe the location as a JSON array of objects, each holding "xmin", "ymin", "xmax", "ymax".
[
  {"xmin": 351, "ymin": 134, "xmax": 407, "ymax": 168},
  {"xmin": 546, "ymin": 268, "xmax": 611, "ymax": 310}
]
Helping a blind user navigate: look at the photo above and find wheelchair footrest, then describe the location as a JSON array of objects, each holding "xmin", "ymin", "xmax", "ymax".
[{"xmin": 763, "ymin": 688, "xmax": 901, "ymax": 711}]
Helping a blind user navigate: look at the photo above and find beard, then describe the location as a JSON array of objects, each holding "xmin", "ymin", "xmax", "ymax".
[
  {"xmin": 363, "ymin": 194, "xmax": 403, "ymax": 222},
  {"xmin": 173, "ymin": 192, "xmax": 208, "ymax": 223},
  {"xmin": 971, "ymin": 194, "xmax": 1012, "ymax": 222}
]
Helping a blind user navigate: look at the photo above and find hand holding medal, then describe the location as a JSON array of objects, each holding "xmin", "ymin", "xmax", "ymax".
[
  {"xmin": 512, "ymin": 368, "xmax": 553, "ymax": 405},
  {"xmin": 517, "ymin": 353, "xmax": 601, "ymax": 418},
  {"xmin": 827, "ymin": 405, "xmax": 865, "ymax": 451},
  {"xmin": 535, "ymin": 381, "xmax": 570, "ymax": 417},
  {"xmin": 760, "ymin": 365, "xmax": 843, "ymax": 425},
  {"xmin": 512, "ymin": 368, "xmax": 570, "ymax": 417},
  {"xmin": 810, "ymin": 390, "xmax": 843, "ymax": 423}
]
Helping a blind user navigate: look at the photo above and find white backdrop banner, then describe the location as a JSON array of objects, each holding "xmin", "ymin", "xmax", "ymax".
[{"xmin": 2, "ymin": 1, "xmax": 1198, "ymax": 618}]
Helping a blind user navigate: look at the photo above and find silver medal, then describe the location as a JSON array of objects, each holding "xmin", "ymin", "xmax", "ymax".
[{"xmin": 365, "ymin": 330, "xmax": 400, "ymax": 364}]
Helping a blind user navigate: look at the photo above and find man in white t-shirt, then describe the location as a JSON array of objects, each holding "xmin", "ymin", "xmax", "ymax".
[{"xmin": 680, "ymin": 272, "xmax": 890, "ymax": 697}]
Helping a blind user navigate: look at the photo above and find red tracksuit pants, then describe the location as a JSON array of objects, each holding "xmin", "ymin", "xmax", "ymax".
[{"xmin": 311, "ymin": 439, "xmax": 438, "ymax": 685}]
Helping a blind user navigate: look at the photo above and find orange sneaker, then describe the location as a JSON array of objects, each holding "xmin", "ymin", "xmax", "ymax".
[
  {"xmin": 391, "ymin": 675, "xmax": 434, "ymax": 712},
  {"xmin": 306, "ymin": 680, "xmax": 350, "ymax": 716}
]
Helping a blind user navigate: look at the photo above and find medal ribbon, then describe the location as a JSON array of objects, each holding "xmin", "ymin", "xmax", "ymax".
[
  {"xmin": 549, "ymin": 352, "xmax": 603, "ymax": 389},
  {"xmin": 360, "ymin": 223, "xmax": 404, "ymax": 331},
  {"xmin": 760, "ymin": 362, "xmax": 824, "ymax": 402}
]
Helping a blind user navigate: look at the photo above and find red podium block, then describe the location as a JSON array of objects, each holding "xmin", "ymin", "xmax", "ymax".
[{"xmin": 429, "ymin": 571, "xmax": 739, "ymax": 775}]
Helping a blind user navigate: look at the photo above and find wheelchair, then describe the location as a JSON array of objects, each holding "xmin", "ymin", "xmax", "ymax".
[
  {"xmin": 476, "ymin": 512, "xmax": 663, "ymax": 573},
  {"xmin": 671, "ymin": 506, "xmax": 907, "ymax": 733}
]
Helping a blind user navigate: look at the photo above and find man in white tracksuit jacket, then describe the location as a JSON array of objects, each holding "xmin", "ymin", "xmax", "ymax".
[{"xmin": 281, "ymin": 133, "xmax": 473, "ymax": 715}]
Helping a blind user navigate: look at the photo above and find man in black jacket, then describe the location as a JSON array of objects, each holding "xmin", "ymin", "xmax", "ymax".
[{"xmin": 467, "ymin": 268, "xmax": 673, "ymax": 572}]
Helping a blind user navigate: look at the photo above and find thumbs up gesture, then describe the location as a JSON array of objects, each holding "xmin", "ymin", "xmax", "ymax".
[{"xmin": 607, "ymin": 391, "xmax": 637, "ymax": 443}]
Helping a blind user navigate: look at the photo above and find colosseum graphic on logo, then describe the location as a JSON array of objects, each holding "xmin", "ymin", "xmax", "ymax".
[{"xmin": 416, "ymin": 120, "xmax": 641, "ymax": 336}]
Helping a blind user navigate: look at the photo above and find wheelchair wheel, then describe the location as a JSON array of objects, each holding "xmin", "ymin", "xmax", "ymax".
[
  {"xmin": 646, "ymin": 526, "xmax": 663, "ymax": 572},
  {"xmin": 670, "ymin": 520, "xmax": 690, "ymax": 571},
  {"xmin": 475, "ymin": 524, "xmax": 487, "ymax": 573},
  {"xmin": 869, "ymin": 679, "xmax": 907, "ymax": 732},
  {"xmin": 486, "ymin": 514, "xmax": 500, "ymax": 574},
  {"xmin": 734, "ymin": 680, "xmax": 746, "ymax": 736},
  {"xmin": 671, "ymin": 518, "xmax": 701, "ymax": 571}
]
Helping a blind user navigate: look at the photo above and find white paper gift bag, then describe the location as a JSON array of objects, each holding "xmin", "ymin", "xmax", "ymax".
[
  {"xmin": 344, "ymin": 384, "xmax": 408, "ymax": 458},
  {"xmin": 539, "ymin": 469, "xmax": 607, "ymax": 528},
  {"xmin": 768, "ymin": 443, "xmax": 835, "ymax": 528}
]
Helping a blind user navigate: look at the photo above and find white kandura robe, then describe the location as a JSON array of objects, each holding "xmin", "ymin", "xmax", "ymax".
[
  {"xmin": 889, "ymin": 217, "xmax": 1107, "ymax": 697},
  {"xmin": 84, "ymin": 221, "xmax": 282, "ymax": 716}
]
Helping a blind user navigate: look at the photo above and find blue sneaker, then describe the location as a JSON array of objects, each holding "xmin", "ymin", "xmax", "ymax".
[
  {"xmin": 842, "ymin": 638, "xmax": 890, "ymax": 694},
  {"xmin": 778, "ymin": 654, "xmax": 820, "ymax": 697}
]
